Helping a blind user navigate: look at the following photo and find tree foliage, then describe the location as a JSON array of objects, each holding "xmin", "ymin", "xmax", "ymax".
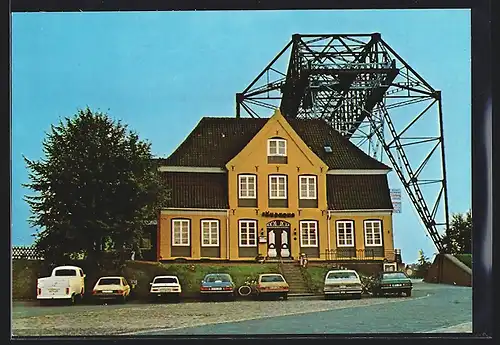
[
  {"xmin": 23, "ymin": 108, "xmax": 169, "ymax": 267},
  {"xmin": 413, "ymin": 249, "xmax": 432, "ymax": 278},
  {"xmin": 441, "ymin": 210, "xmax": 472, "ymax": 254}
]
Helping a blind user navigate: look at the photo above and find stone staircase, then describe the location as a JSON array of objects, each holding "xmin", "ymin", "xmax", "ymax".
[{"xmin": 280, "ymin": 262, "xmax": 312, "ymax": 295}]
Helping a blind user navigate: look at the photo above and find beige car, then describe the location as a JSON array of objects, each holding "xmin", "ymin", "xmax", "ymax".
[
  {"xmin": 323, "ymin": 269, "xmax": 362, "ymax": 299},
  {"xmin": 253, "ymin": 274, "xmax": 289, "ymax": 300},
  {"xmin": 92, "ymin": 276, "xmax": 131, "ymax": 303}
]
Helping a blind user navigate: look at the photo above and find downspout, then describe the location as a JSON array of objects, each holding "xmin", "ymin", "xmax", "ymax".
[
  {"xmin": 327, "ymin": 210, "xmax": 332, "ymax": 261},
  {"xmin": 226, "ymin": 210, "xmax": 230, "ymax": 261}
]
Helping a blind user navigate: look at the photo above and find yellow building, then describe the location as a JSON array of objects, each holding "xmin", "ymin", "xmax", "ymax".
[{"xmin": 156, "ymin": 110, "xmax": 397, "ymax": 265}]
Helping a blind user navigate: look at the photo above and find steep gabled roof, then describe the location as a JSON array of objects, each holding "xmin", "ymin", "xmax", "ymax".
[
  {"xmin": 161, "ymin": 172, "xmax": 228, "ymax": 209},
  {"xmin": 326, "ymin": 175, "xmax": 393, "ymax": 210},
  {"xmin": 160, "ymin": 117, "xmax": 390, "ymax": 170}
]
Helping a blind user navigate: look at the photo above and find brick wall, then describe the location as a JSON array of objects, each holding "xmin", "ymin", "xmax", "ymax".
[{"xmin": 424, "ymin": 254, "xmax": 472, "ymax": 287}]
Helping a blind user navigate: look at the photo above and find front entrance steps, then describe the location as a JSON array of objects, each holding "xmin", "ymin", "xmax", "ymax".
[{"xmin": 279, "ymin": 262, "xmax": 312, "ymax": 295}]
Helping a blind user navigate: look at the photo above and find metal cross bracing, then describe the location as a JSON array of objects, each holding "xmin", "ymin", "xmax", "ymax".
[{"xmin": 235, "ymin": 33, "xmax": 450, "ymax": 253}]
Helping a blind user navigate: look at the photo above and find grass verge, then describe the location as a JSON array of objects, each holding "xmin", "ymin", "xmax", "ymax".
[{"xmin": 454, "ymin": 254, "xmax": 472, "ymax": 269}]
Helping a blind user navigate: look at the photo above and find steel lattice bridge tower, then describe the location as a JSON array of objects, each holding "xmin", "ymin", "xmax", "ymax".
[{"xmin": 236, "ymin": 33, "xmax": 449, "ymax": 253}]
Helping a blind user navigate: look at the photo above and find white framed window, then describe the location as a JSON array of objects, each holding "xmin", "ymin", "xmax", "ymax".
[
  {"xmin": 239, "ymin": 220, "xmax": 257, "ymax": 247},
  {"xmin": 364, "ymin": 220, "xmax": 383, "ymax": 246},
  {"xmin": 300, "ymin": 221, "xmax": 318, "ymax": 247},
  {"xmin": 336, "ymin": 220, "xmax": 354, "ymax": 247},
  {"xmin": 238, "ymin": 175, "xmax": 256, "ymax": 199},
  {"xmin": 269, "ymin": 175, "xmax": 287, "ymax": 199},
  {"xmin": 201, "ymin": 220, "xmax": 219, "ymax": 247},
  {"xmin": 267, "ymin": 138, "xmax": 287, "ymax": 156},
  {"xmin": 172, "ymin": 219, "xmax": 190, "ymax": 246},
  {"xmin": 299, "ymin": 175, "xmax": 317, "ymax": 199}
]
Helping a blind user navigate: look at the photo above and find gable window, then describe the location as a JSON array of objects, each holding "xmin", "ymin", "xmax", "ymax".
[
  {"xmin": 269, "ymin": 175, "xmax": 287, "ymax": 199},
  {"xmin": 300, "ymin": 221, "xmax": 318, "ymax": 247},
  {"xmin": 364, "ymin": 220, "xmax": 383, "ymax": 246},
  {"xmin": 268, "ymin": 138, "xmax": 287, "ymax": 156},
  {"xmin": 172, "ymin": 219, "xmax": 190, "ymax": 246},
  {"xmin": 239, "ymin": 220, "xmax": 257, "ymax": 247},
  {"xmin": 337, "ymin": 220, "xmax": 354, "ymax": 247},
  {"xmin": 239, "ymin": 175, "xmax": 256, "ymax": 199},
  {"xmin": 201, "ymin": 220, "xmax": 219, "ymax": 247},
  {"xmin": 299, "ymin": 176, "xmax": 317, "ymax": 199}
]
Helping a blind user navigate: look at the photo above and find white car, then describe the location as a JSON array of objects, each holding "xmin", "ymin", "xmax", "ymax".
[
  {"xmin": 323, "ymin": 269, "xmax": 362, "ymax": 299},
  {"xmin": 37, "ymin": 265, "xmax": 86, "ymax": 304},
  {"xmin": 150, "ymin": 275, "xmax": 182, "ymax": 301},
  {"xmin": 92, "ymin": 276, "xmax": 131, "ymax": 303}
]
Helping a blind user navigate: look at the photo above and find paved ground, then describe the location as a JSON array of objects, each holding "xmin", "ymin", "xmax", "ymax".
[{"xmin": 11, "ymin": 280, "xmax": 472, "ymax": 337}]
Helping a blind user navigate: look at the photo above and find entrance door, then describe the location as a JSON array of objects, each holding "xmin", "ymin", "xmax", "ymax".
[{"xmin": 267, "ymin": 228, "xmax": 291, "ymax": 258}]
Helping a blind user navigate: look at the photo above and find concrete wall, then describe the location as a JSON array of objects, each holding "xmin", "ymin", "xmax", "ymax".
[{"xmin": 424, "ymin": 254, "xmax": 472, "ymax": 287}]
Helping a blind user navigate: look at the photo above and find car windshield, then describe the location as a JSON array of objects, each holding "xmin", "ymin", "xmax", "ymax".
[
  {"xmin": 205, "ymin": 275, "xmax": 231, "ymax": 283},
  {"xmin": 260, "ymin": 275, "xmax": 284, "ymax": 283},
  {"xmin": 98, "ymin": 278, "xmax": 121, "ymax": 285},
  {"xmin": 327, "ymin": 271, "xmax": 358, "ymax": 279},
  {"xmin": 382, "ymin": 272, "xmax": 408, "ymax": 279},
  {"xmin": 54, "ymin": 269, "xmax": 77, "ymax": 276},
  {"xmin": 154, "ymin": 277, "xmax": 178, "ymax": 284}
]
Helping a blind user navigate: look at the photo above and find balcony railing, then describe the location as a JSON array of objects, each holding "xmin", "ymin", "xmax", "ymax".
[{"xmin": 319, "ymin": 249, "xmax": 398, "ymax": 262}]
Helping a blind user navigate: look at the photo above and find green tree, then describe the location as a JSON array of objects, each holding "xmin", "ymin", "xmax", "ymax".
[
  {"xmin": 414, "ymin": 249, "xmax": 432, "ymax": 278},
  {"xmin": 23, "ymin": 108, "xmax": 169, "ymax": 268},
  {"xmin": 441, "ymin": 210, "xmax": 472, "ymax": 254}
]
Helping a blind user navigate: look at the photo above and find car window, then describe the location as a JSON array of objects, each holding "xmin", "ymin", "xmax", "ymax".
[
  {"xmin": 382, "ymin": 272, "xmax": 408, "ymax": 279},
  {"xmin": 98, "ymin": 278, "xmax": 121, "ymax": 285},
  {"xmin": 326, "ymin": 271, "xmax": 358, "ymax": 279},
  {"xmin": 154, "ymin": 277, "xmax": 178, "ymax": 284},
  {"xmin": 260, "ymin": 275, "xmax": 285, "ymax": 283},
  {"xmin": 79, "ymin": 270, "xmax": 84, "ymax": 277},
  {"xmin": 122, "ymin": 278, "xmax": 128, "ymax": 286},
  {"xmin": 205, "ymin": 274, "xmax": 231, "ymax": 282},
  {"xmin": 54, "ymin": 269, "xmax": 78, "ymax": 276}
]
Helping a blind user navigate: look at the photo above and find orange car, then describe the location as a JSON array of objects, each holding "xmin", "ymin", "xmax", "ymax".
[{"xmin": 253, "ymin": 274, "xmax": 289, "ymax": 300}]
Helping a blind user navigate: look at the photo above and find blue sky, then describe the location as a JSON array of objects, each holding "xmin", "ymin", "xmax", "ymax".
[{"xmin": 11, "ymin": 10, "xmax": 471, "ymax": 263}]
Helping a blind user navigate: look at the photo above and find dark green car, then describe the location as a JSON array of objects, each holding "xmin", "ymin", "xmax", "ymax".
[{"xmin": 371, "ymin": 271, "xmax": 412, "ymax": 297}]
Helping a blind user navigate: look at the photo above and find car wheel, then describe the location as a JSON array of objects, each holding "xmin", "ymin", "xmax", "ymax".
[
  {"xmin": 68, "ymin": 294, "xmax": 76, "ymax": 305},
  {"xmin": 282, "ymin": 293, "xmax": 288, "ymax": 301},
  {"xmin": 324, "ymin": 294, "xmax": 330, "ymax": 300},
  {"xmin": 405, "ymin": 289, "xmax": 412, "ymax": 297}
]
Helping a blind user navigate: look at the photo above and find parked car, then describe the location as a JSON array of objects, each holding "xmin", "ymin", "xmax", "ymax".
[
  {"xmin": 200, "ymin": 273, "xmax": 235, "ymax": 300},
  {"xmin": 92, "ymin": 276, "xmax": 131, "ymax": 303},
  {"xmin": 150, "ymin": 275, "xmax": 182, "ymax": 301},
  {"xmin": 37, "ymin": 265, "xmax": 86, "ymax": 305},
  {"xmin": 252, "ymin": 273, "xmax": 289, "ymax": 300},
  {"xmin": 371, "ymin": 271, "xmax": 413, "ymax": 297},
  {"xmin": 323, "ymin": 269, "xmax": 362, "ymax": 299}
]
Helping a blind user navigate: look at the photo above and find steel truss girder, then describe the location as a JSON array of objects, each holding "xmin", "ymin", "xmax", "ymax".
[{"xmin": 235, "ymin": 33, "xmax": 450, "ymax": 253}]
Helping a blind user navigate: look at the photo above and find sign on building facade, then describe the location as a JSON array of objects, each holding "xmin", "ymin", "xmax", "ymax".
[{"xmin": 390, "ymin": 188, "xmax": 402, "ymax": 213}]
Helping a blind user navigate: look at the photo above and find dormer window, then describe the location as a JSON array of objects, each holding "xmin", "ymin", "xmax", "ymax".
[{"xmin": 267, "ymin": 138, "xmax": 287, "ymax": 164}]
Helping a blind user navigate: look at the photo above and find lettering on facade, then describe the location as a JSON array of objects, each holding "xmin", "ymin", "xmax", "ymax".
[
  {"xmin": 261, "ymin": 211, "xmax": 295, "ymax": 218},
  {"xmin": 266, "ymin": 220, "xmax": 291, "ymax": 228}
]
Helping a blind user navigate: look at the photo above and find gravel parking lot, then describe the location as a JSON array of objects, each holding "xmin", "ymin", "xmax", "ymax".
[
  {"xmin": 11, "ymin": 281, "xmax": 471, "ymax": 337},
  {"xmin": 12, "ymin": 296, "xmax": 419, "ymax": 336}
]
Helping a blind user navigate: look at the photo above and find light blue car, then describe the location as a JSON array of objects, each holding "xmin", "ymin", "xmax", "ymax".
[{"xmin": 200, "ymin": 273, "xmax": 235, "ymax": 301}]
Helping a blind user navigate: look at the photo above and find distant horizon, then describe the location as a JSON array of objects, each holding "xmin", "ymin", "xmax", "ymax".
[{"xmin": 11, "ymin": 10, "xmax": 471, "ymax": 264}]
